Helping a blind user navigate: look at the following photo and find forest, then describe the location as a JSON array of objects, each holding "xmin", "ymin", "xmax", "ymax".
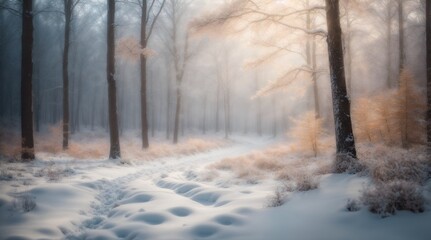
[{"xmin": 0, "ymin": 0, "xmax": 430, "ymax": 239}]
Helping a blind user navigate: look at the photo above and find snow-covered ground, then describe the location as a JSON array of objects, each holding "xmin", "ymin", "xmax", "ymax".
[{"xmin": 0, "ymin": 136, "xmax": 430, "ymax": 240}]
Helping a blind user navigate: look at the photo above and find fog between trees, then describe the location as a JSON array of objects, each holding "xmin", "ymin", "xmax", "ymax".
[{"xmin": 0, "ymin": 0, "xmax": 429, "ymax": 162}]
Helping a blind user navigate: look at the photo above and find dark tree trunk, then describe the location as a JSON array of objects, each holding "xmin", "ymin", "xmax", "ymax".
[
  {"xmin": 398, "ymin": 0, "xmax": 405, "ymax": 75},
  {"xmin": 427, "ymin": 0, "xmax": 431, "ymax": 148},
  {"xmin": 107, "ymin": 0, "xmax": 121, "ymax": 159},
  {"xmin": 21, "ymin": 0, "xmax": 35, "ymax": 161},
  {"xmin": 62, "ymin": 0, "xmax": 72, "ymax": 150},
  {"xmin": 325, "ymin": 0, "xmax": 357, "ymax": 170},
  {"xmin": 140, "ymin": 1, "xmax": 150, "ymax": 149}
]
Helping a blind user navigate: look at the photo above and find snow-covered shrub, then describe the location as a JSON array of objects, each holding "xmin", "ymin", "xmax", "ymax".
[
  {"xmin": 345, "ymin": 199, "xmax": 361, "ymax": 212},
  {"xmin": 266, "ymin": 186, "xmax": 288, "ymax": 208},
  {"xmin": 361, "ymin": 180, "xmax": 425, "ymax": 217},
  {"xmin": 12, "ymin": 193, "xmax": 36, "ymax": 212},
  {"xmin": 34, "ymin": 165, "xmax": 73, "ymax": 181},
  {"xmin": 294, "ymin": 174, "xmax": 318, "ymax": 192},
  {"xmin": 0, "ymin": 169, "xmax": 13, "ymax": 181},
  {"xmin": 46, "ymin": 167, "xmax": 63, "ymax": 181},
  {"xmin": 360, "ymin": 144, "xmax": 430, "ymax": 185},
  {"xmin": 334, "ymin": 153, "xmax": 365, "ymax": 174}
]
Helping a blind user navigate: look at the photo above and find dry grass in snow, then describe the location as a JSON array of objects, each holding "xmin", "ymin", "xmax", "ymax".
[
  {"xmin": 210, "ymin": 142, "xmax": 332, "ymax": 186},
  {"xmin": 0, "ymin": 126, "xmax": 226, "ymax": 161}
]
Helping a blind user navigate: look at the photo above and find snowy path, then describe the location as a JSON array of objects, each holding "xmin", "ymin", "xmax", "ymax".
[{"xmin": 62, "ymin": 137, "xmax": 275, "ymax": 240}]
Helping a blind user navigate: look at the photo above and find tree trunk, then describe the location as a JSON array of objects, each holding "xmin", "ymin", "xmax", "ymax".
[
  {"xmin": 305, "ymin": 2, "xmax": 320, "ymax": 117},
  {"xmin": 272, "ymin": 95, "xmax": 277, "ymax": 137},
  {"xmin": 427, "ymin": 0, "xmax": 431, "ymax": 149},
  {"xmin": 344, "ymin": 0, "xmax": 353, "ymax": 97},
  {"xmin": 398, "ymin": 0, "xmax": 404, "ymax": 76},
  {"xmin": 75, "ymin": 59, "xmax": 83, "ymax": 132},
  {"xmin": 166, "ymin": 72, "xmax": 171, "ymax": 139},
  {"xmin": 62, "ymin": 0, "xmax": 72, "ymax": 150},
  {"xmin": 215, "ymin": 65, "xmax": 221, "ymax": 132},
  {"xmin": 140, "ymin": 1, "xmax": 150, "ymax": 148},
  {"xmin": 173, "ymin": 85, "xmax": 181, "ymax": 143},
  {"xmin": 312, "ymin": 36, "xmax": 320, "ymax": 117},
  {"xmin": 255, "ymin": 76, "xmax": 262, "ymax": 136},
  {"xmin": 325, "ymin": 0, "xmax": 357, "ymax": 170},
  {"xmin": 386, "ymin": 5, "xmax": 393, "ymax": 88},
  {"xmin": 21, "ymin": 0, "xmax": 35, "ymax": 161},
  {"xmin": 202, "ymin": 92, "xmax": 207, "ymax": 134},
  {"xmin": 107, "ymin": 0, "xmax": 121, "ymax": 159}
]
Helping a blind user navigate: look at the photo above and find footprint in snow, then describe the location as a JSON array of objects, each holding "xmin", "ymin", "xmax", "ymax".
[{"xmin": 168, "ymin": 207, "xmax": 193, "ymax": 217}]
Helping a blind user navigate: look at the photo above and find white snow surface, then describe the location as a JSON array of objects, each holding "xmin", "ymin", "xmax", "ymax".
[{"xmin": 1, "ymin": 136, "xmax": 430, "ymax": 240}]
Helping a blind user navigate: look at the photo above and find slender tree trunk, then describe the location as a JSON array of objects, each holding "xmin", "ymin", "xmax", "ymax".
[
  {"xmin": 386, "ymin": 6, "xmax": 393, "ymax": 88},
  {"xmin": 223, "ymin": 83, "xmax": 230, "ymax": 139},
  {"xmin": 202, "ymin": 92, "xmax": 207, "ymax": 134},
  {"xmin": 150, "ymin": 71, "xmax": 155, "ymax": 138},
  {"xmin": 305, "ymin": 3, "xmax": 320, "ymax": 117},
  {"xmin": 173, "ymin": 85, "xmax": 181, "ymax": 143},
  {"xmin": 255, "ymin": 76, "xmax": 262, "ymax": 136},
  {"xmin": 166, "ymin": 73, "xmax": 171, "ymax": 139},
  {"xmin": 107, "ymin": 0, "xmax": 121, "ymax": 159},
  {"xmin": 325, "ymin": 0, "xmax": 357, "ymax": 170},
  {"xmin": 312, "ymin": 36, "xmax": 320, "ymax": 117},
  {"xmin": 21, "ymin": 0, "xmax": 35, "ymax": 161},
  {"xmin": 398, "ymin": 0, "xmax": 405, "ymax": 77},
  {"xmin": 34, "ymin": 65, "xmax": 40, "ymax": 132},
  {"xmin": 272, "ymin": 95, "xmax": 276, "ymax": 137},
  {"xmin": 426, "ymin": 0, "xmax": 431, "ymax": 149},
  {"xmin": 140, "ymin": 1, "xmax": 150, "ymax": 148},
  {"xmin": 215, "ymin": 65, "xmax": 221, "ymax": 132},
  {"xmin": 75, "ymin": 60, "xmax": 83, "ymax": 132},
  {"xmin": 62, "ymin": 0, "xmax": 72, "ymax": 150}
]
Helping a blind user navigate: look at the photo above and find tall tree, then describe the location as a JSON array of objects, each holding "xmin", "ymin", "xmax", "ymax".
[
  {"xmin": 398, "ymin": 0, "xmax": 405, "ymax": 75},
  {"xmin": 139, "ymin": 0, "xmax": 165, "ymax": 149},
  {"xmin": 427, "ymin": 0, "xmax": 431, "ymax": 149},
  {"xmin": 325, "ymin": 0, "xmax": 357, "ymax": 171},
  {"xmin": 21, "ymin": 0, "xmax": 35, "ymax": 161},
  {"xmin": 62, "ymin": 0, "xmax": 80, "ymax": 149},
  {"xmin": 161, "ymin": 0, "xmax": 194, "ymax": 144},
  {"xmin": 107, "ymin": 0, "xmax": 121, "ymax": 159}
]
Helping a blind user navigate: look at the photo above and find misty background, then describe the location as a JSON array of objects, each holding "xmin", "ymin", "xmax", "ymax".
[{"xmin": 0, "ymin": 0, "xmax": 427, "ymax": 141}]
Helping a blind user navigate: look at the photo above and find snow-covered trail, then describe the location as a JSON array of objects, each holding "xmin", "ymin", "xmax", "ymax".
[{"xmin": 64, "ymin": 136, "xmax": 275, "ymax": 240}]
